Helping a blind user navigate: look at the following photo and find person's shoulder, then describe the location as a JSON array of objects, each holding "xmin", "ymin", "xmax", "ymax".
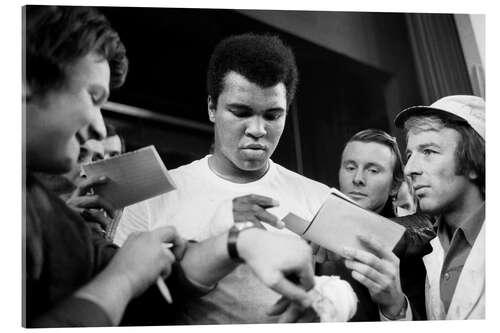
[
  {"xmin": 123, "ymin": 158, "xmax": 208, "ymax": 213},
  {"xmin": 169, "ymin": 155, "xmax": 209, "ymax": 178},
  {"xmin": 272, "ymin": 161, "xmax": 329, "ymax": 191},
  {"xmin": 391, "ymin": 213, "xmax": 436, "ymax": 229},
  {"xmin": 391, "ymin": 213, "xmax": 437, "ymax": 258}
]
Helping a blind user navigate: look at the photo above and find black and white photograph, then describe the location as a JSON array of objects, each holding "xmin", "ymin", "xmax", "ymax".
[{"xmin": 1, "ymin": 0, "xmax": 497, "ymax": 331}]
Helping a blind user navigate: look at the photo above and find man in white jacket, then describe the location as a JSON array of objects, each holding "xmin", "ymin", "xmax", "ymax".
[{"xmin": 394, "ymin": 95, "xmax": 485, "ymax": 320}]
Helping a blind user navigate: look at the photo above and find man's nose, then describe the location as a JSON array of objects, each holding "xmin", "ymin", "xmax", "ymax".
[
  {"xmin": 353, "ymin": 169, "xmax": 365, "ymax": 186},
  {"xmin": 245, "ymin": 116, "xmax": 267, "ymax": 138},
  {"xmin": 404, "ymin": 154, "xmax": 422, "ymax": 178},
  {"xmin": 87, "ymin": 109, "xmax": 107, "ymax": 141}
]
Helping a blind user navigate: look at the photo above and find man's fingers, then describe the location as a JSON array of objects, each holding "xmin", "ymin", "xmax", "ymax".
[
  {"xmin": 81, "ymin": 209, "xmax": 110, "ymax": 229},
  {"xmin": 345, "ymin": 258, "xmax": 385, "ymax": 283},
  {"xmin": 277, "ymin": 302, "xmax": 307, "ymax": 323},
  {"xmin": 314, "ymin": 247, "xmax": 326, "ymax": 263},
  {"xmin": 68, "ymin": 195, "xmax": 116, "ymax": 218},
  {"xmin": 233, "ymin": 194, "xmax": 282, "ymax": 227},
  {"xmin": 342, "ymin": 246, "xmax": 386, "ymax": 273},
  {"xmin": 154, "ymin": 226, "xmax": 186, "ymax": 260},
  {"xmin": 162, "ymin": 247, "xmax": 176, "ymax": 263},
  {"xmin": 170, "ymin": 235, "xmax": 188, "ymax": 260},
  {"xmin": 243, "ymin": 194, "xmax": 280, "ymax": 208},
  {"xmin": 298, "ymin": 262, "xmax": 316, "ymax": 291},
  {"xmin": 351, "ymin": 270, "xmax": 381, "ymax": 293},
  {"xmin": 270, "ymin": 276, "xmax": 313, "ymax": 308},
  {"xmin": 255, "ymin": 209, "xmax": 283, "ymax": 228},
  {"xmin": 310, "ymin": 242, "xmax": 320, "ymax": 255},
  {"xmin": 266, "ymin": 297, "xmax": 291, "ymax": 316},
  {"xmin": 357, "ymin": 234, "xmax": 397, "ymax": 262},
  {"xmin": 234, "ymin": 206, "xmax": 282, "ymax": 228},
  {"xmin": 297, "ymin": 307, "xmax": 320, "ymax": 323},
  {"xmin": 74, "ymin": 176, "xmax": 108, "ymax": 196}
]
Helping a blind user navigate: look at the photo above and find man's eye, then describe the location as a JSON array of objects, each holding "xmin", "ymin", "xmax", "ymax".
[
  {"xmin": 92, "ymin": 153, "xmax": 104, "ymax": 162},
  {"xmin": 90, "ymin": 93, "xmax": 99, "ymax": 105},
  {"xmin": 423, "ymin": 149, "xmax": 436, "ymax": 156},
  {"xmin": 229, "ymin": 109, "xmax": 251, "ymax": 118},
  {"xmin": 90, "ymin": 91, "xmax": 106, "ymax": 106},
  {"xmin": 264, "ymin": 112, "xmax": 283, "ymax": 121},
  {"xmin": 368, "ymin": 168, "xmax": 380, "ymax": 174},
  {"xmin": 344, "ymin": 165, "xmax": 356, "ymax": 171}
]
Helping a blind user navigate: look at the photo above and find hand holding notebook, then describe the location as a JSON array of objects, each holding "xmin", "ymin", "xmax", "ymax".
[
  {"xmin": 283, "ymin": 192, "xmax": 406, "ymax": 257},
  {"xmin": 82, "ymin": 145, "xmax": 176, "ymax": 209}
]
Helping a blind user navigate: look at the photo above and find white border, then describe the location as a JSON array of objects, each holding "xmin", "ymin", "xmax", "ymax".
[{"xmin": 2, "ymin": 1, "xmax": 498, "ymax": 333}]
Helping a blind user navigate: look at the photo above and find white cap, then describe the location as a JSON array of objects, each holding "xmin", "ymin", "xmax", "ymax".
[{"xmin": 394, "ymin": 95, "xmax": 485, "ymax": 140}]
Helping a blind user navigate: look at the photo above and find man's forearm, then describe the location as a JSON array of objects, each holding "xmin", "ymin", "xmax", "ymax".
[
  {"xmin": 30, "ymin": 297, "xmax": 113, "ymax": 327},
  {"xmin": 179, "ymin": 231, "xmax": 239, "ymax": 287},
  {"xmin": 74, "ymin": 266, "xmax": 134, "ymax": 325}
]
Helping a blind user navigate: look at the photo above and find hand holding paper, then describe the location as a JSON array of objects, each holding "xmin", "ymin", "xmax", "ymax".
[
  {"xmin": 282, "ymin": 192, "xmax": 408, "ymax": 318},
  {"xmin": 344, "ymin": 234, "xmax": 407, "ymax": 318},
  {"xmin": 82, "ymin": 146, "xmax": 176, "ymax": 209},
  {"xmin": 282, "ymin": 192, "xmax": 405, "ymax": 257}
]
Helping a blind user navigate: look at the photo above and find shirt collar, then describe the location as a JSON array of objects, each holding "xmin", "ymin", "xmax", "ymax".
[
  {"xmin": 434, "ymin": 203, "xmax": 485, "ymax": 246},
  {"xmin": 461, "ymin": 203, "xmax": 485, "ymax": 246}
]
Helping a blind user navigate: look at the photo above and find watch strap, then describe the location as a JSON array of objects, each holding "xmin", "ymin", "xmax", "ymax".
[{"xmin": 227, "ymin": 221, "xmax": 257, "ymax": 263}]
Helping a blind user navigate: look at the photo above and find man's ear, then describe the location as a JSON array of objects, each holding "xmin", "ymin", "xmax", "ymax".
[
  {"xmin": 208, "ymin": 95, "xmax": 216, "ymax": 123},
  {"xmin": 390, "ymin": 180, "xmax": 400, "ymax": 198}
]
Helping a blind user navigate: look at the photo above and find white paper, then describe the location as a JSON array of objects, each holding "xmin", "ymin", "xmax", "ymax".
[
  {"xmin": 82, "ymin": 145, "xmax": 176, "ymax": 208},
  {"xmin": 283, "ymin": 193, "xmax": 406, "ymax": 256}
]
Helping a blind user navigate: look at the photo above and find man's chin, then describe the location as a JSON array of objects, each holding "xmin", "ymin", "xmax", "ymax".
[
  {"xmin": 41, "ymin": 162, "xmax": 73, "ymax": 175},
  {"xmin": 418, "ymin": 199, "xmax": 440, "ymax": 215},
  {"xmin": 53, "ymin": 154, "xmax": 78, "ymax": 175},
  {"xmin": 348, "ymin": 196, "xmax": 366, "ymax": 206},
  {"xmin": 237, "ymin": 158, "xmax": 268, "ymax": 172}
]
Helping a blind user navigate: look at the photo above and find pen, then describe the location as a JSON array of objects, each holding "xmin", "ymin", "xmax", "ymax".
[{"xmin": 156, "ymin": 243, "xmax": 174, "ymax": 304}]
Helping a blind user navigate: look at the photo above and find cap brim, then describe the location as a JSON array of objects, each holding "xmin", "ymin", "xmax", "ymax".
[{"xmin": 394, "ymin": 106, "xmax": 467, "ymax": 129}]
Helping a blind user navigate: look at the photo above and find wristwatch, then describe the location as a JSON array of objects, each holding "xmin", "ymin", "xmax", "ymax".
[{"xmin": 227, "ymin": 221, "xmax": 258, "ymax": 263}]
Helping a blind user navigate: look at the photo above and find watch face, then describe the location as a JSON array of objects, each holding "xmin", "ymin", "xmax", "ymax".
[{"xmin": 234, "ymin": 221, "xmax": 258, "ymax": 231}]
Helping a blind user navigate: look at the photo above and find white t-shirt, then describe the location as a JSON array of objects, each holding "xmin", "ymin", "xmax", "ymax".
[{"xmin": 115, "ymin": 155, "xmax": 334, "ymax": 324}]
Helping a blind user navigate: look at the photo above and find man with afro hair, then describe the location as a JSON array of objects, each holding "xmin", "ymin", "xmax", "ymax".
[{"xmin": 116, "ymin": 33, "xmax": 342, "ymax": 324}]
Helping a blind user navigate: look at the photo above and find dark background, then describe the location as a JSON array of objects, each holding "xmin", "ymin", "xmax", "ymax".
[{"xmin": 98, "ymin": 7, "xmax": 472, "ymax": 188}]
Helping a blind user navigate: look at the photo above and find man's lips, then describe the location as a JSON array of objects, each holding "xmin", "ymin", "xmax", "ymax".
[
  {"xmin": 413, "ymin": 185, "xmax": 430, "ymax": 196},
  {"xmin": 348, "ymin": 191, "xmax": 367, "ymax": 198},
  {"xmin": 413, "ymin": 184, "xmax": 429, "ymax": 191},
  {"xmin": 241, "ymin": 144, "xmax": 267, "ymax": 150}
]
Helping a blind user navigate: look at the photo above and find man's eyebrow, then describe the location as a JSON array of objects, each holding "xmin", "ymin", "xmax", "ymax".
[
  {"xmin": 227, "ymin": 103, "xmax": 285, "ymax": 113},
  {"xmin": 418, "ymin": 143, "xmax": 440, "ymax": 150},
  {"xmin": 342, "ymin": 159, "xmax": 357, "ymax": 165},
  {"xmin": 265, "ymin": 107, "xmax": 285, "ymax": 112},
  {"xmin": 365, "ymin": 162, "xmax": 383, "ymax": 170},
  {"xmin": 406, "ymin": 142, "xmax": 440, "ymax": 155},
  {"xmin": 227, "ymin": 103, "xmax": 252, "ymax": 111}
]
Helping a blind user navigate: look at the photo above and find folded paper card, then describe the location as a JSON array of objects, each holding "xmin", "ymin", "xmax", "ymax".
[
  {"xmin": 82, "ymin": 145, "xmax": 176, "ymax": 208},
  {"xmin": 283, "ymin": 192, "xmax": 406, "ymax": 256}
]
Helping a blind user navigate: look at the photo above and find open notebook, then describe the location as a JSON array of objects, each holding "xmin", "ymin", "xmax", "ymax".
[{"xmin": 82, "ymin": 145, "xmax": 176, "ymax": 208}]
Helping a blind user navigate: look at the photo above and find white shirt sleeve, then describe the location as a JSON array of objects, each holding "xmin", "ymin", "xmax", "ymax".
[{"xmin": 113, "ymin": 201, "xmax": 151, "ymax": 246}]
